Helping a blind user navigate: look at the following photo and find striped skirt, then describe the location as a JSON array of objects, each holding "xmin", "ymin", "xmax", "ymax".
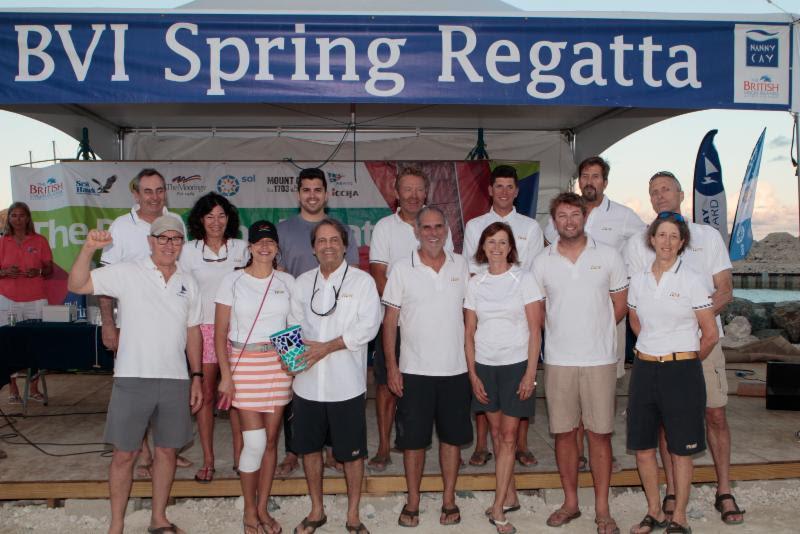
[{"xmin": 229, "ymin": 346, "xmax": 292, "ymax": 413}]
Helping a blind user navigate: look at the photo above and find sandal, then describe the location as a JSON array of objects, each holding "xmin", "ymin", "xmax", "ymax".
[
  {"xmin": 664, "ymin": 521, "xmax": 691, "ymax": 534},
  {"xmin": 345, "ymin": 522, "xmax": 370, "ymax": 533},
  {"xmin": 595, "ymin": 516, "xmax": 620, "ymax": 534},
  {"xmin": 515, "ymin": 450, "xmax": 538, "ymax": 467},
  {"xmin": 243, "ymin": 521, "xmax": 263, "ymax": 534},
  {"xmin": 631, "ymin": 514, "xmax": 668, "ymax": 534},
  {"xmin": 8, "ymin": 394, "xmax": 22, "ymax": 404},
  {"xmin": 440, "ymin": 505, "xmax": 461, "ymax": 526},
  {"xmin": 546, "ymin": 507, "xmax": 581, "ymax": 527},
  {"xmin": 714, "ymin": 493, "xmax": 746, "ymax": 525},
  {"xmin": 147, "ymin": 523, "xmax": 182, "ymax": 534},
  {"xmin": 578, "ymin": 455, "xmax": 588, "ymax": 472},
  {"xmin": 484, "ymin": 504, "xmax": 521, "ymax": 517},
  {"xmin": 469, "ymin": 449, "xmax": 493, "ymax": 466},
  {"xmin": 194, "ymin": 465, "xmax": 215, "ymax": 484},
  {"xmin": 367, "ymin": 454, "xmax": 392, "ymax": 472},
  {"xmin": 29, "ymin": 392, "xmax": 45, "ymax": 402},
  {"xmin": 661, "ymin": 494, "xmax": 676, "ymax": 521},
  {"xmin": 260, "ymin": 516, "xmax": 282, "ymax": 534},
  {"xmin": 135, "ymin": 463, "xmax": 153, "ymax": 479},
  {"xmin": 293, "ymin": 515, "xmax": 327, "ymax": 534},
  {"xmin": 276, "ymin": 455, "xmax": 299, "ymax": 477},
  {"xmin": 488, "ymin": 516, "xmax": 517, "ymax": 534},
  {"xmin": 398, "ymin": 505, "xmax": 419, "ymax": 528}
]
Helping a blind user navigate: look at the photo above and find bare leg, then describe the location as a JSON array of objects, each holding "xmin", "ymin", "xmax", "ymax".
[
  {"xmin": 257, "ymin": 409, "xmax": 285, "ymax": 530},
  {"xmin": 705, "ymin": 406, "xmax": 742, "ymax": 520},
  {"xmin": 554, "ymin": 429, "xmax": 580, "ymax": 513},
  {"xmin": 107, "ymin": 449, "xmax": 137, "ymax": 534},
  {"xmin": 472, "ymin": 412, "xmax": 490, "ymax": 458},
  {"xmin": 439, "ymin": 442, "xmax": 461, "ymax": 523},
  {"xmin": 230, "ymin": 408, "xmax": 243, "ymax": 470},
  {"xmin": 516, "ymin": 417, "xmax": 529, "ymax": 452},
  {"xmin": 297, "ymin": 451, "xmax": 326, "ymax": 533},
  {"xmin": 487, "ymin": 411, "xmax": 520, "ymax": 520},
  {"xmin": 343, "ymin": 457, "xmax": 365, "ymax": 527},
  {"xmin": 671, "ymin": 453, "xmax": 694, "ymax": 528},
  {"xmin": 631, "ymin": 449, "xmax": 666, "ymax": 533},
  {"xmin": 402, "ymin": 449, "xmax": 425, "ymax": 512},
  {"xmin": 196, "ymin": 363, "xmax": 219, "ymax": 477},
  {"xmin": 587, "ymin": 431, "xmax": 612, "ymax": 519},
  {"xmin": 149, "ymin": 446, "xmax": 178, "ymax": 530},
  {"xmin": 576, "ymin": 422, "xmax": 586, "ymax": 468},
  {"xmin": 658, "ymin": 426, "xmax": 676, "ymax": 517},
  {"xmin": 372, "ymin": 384, "xmax": 396, "ymax": 466}
]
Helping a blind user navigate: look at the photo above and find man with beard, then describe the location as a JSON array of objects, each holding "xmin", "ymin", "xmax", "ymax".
[
  {"xmin": 367, "ymin": 167, "xmax": 453, "ymax": 472},
  {"xmin": 275, "ymin": 167, "xmax": 360, "ymax": 476},
  {"xmin": 624, "ymin": 171, "xmax": 742, "ymax": 526},
  {"xmin": 533, "ymin": 193, "xmax": 628, "ymax": 534}
]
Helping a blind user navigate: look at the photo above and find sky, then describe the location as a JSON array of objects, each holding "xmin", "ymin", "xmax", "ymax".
[{"xmin": 1, "ymin": 0, "xmax": 799, "ymax": 239}]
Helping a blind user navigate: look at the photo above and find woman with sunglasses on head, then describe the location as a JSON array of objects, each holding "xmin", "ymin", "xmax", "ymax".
[
  {"xmin": 215, "ymin": 220, "xmax": 294, "ymax": 534},
  {"xmin": 626, "ymin": 212, "xmax": 719, "ymax": 534},
  {"xmin": 180, "ymin": 193, "xmax": 249, "ymax": 483}
]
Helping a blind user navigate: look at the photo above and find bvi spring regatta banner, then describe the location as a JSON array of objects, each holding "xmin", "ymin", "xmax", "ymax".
[
  {"xmin": 729, "ymin": 129, "xmax": 766, "ymax": 261},
  {"xmin": 692, "ymin": 129, "xmax": 728, "ymax": 244},
  {"xmin": 10, "ymin": 160, "xmax": 538, "ymax": 303}
]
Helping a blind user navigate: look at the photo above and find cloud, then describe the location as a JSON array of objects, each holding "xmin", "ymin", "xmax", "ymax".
[
  {"xmin": 769, "ymin": 135, "xmax": 792, "ymax": 149},
  {"xmin": 769, "ymin": 154, "xmax": 789, "ymax": 162}
]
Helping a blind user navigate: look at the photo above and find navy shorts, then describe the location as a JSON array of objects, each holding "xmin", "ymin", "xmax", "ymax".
[
  {"xmin": 372, "ymin": 325, "xmax": 400, "ymax": 386},
  {"xmin": 472, "ymin": 360, "xmax": 536, "ymax": 418},
  {"xmin": 291, "ymin": 393, "xmax": 368, "ymax": 463}
]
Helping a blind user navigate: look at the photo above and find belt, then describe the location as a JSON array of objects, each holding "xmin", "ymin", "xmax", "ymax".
[
  {"xmin": 230, "ymin": 340, "xmax": 274, "ymax": 352},
  {"xmin": 636, "ymin": 350, "xmax": 698, "ymax": 363}
]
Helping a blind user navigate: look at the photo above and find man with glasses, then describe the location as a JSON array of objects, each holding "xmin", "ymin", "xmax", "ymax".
[
  {"xmin": 275, "ymin": 167, "xmax": 360, "ymax": 476},
  {"xmin": 98, "ymin": 167, "xmax": 191, "ymax": 477},
  {"xmin": 624, "ymin": 171, "xmax": 742, "ymax": 526},
  {"xmin": 382, "ymin": 206, "xmax": 471, "ymax": 528},
  {"xmin": 288, "ymin": 217, "xmax": 381, "ymax": 534},
  {"xmin": 68, "ymin": 215, "xmax": 203, "ymax": 534},
  {"xmin": 368, "ymin": 166, "xmax": 454, "ymax": 473}
]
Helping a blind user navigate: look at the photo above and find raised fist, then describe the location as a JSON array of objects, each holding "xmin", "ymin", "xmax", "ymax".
[{"xmin": 84, "ymin": 230, "xmax": 113, "ymax": 251}]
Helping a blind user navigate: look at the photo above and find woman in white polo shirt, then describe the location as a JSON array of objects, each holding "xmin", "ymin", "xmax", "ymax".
[
  {"xmin": 215, "ymin": 220, "xmax": 294, "ymax": 534},
  {"xmin": 464, "ymin": 222, "xmax": 543, "ymax": 534},
  {"xmin": 626, "ymin": 213, "xmax": 719, "ymax": 534}
]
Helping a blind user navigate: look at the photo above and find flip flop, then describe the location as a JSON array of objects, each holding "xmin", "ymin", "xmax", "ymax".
[
  {"xmin": 578, "ymin": 455, "xmax": 589, "ymax": 471},
  {"xmin": 664, "ymin": 521, "xmax": 691, "ymax": 534},
  {"xmin": 276, "ymin": 455, "xmax": 299, "ymax": 477},
  {"xmin": 546, "ymin": 507, "xmax": 581, "ymax": 527},
  {"xmin": 484, "ymin": 504, "xmax": 521, "ymax": 517},
  {"xmin": 595, "ymin": 516, "xmax": 620, "ymax": 534},
  {"xmin": 345, "ymin": 522, "xmax": 370, "ymax": 533},
  {"xmin": 469, "ymin": 449, "xmax": 493, "ymax": 466},
  {"xmin": 260, "ymin": 516, "xmax": 282, "ymax": 534},
  {"xmin": 488, "ymin": 517, "xmax": 517, "ymax": 534},
  {"xmin": 7, "ymin": 394, "xmax": 22, "ymax": 404},
  {"xmin": 147, "ymin": 523, "xmax": 182, "ymax": 534},
  {"xmin": 515, "ymin": 450, "xmax": 538, "ymax": 467},
  {"xmin": 367, "ymin": 454, "xmax": 392, "ymax": 472},
  {"xmin": 135, "ymin": 463, "xmax": 153, "ymax": 479},
  {"xmin": 714, "ymin": 493, "xmax": 746, "ymax": 525},
  {"xmin": 293, "ymin": 515, "xmax": 327, "ymax": 534},
  {"xmin": 398, "ymin": 505, "xmax": 420, "ymax": 527},
  {"xmin": 194, "ymin": 465, "xmax": 215, "ymax": 484},
  {"xmin": 661, "ymin": 494, "xmax": 676, "ymax": 521},
  {"xmin": 631, "ymin": 514, "xmax": 669, "ymax": 534},
  {"xmin": 440, "ymin": 505, "xmax": 461, "ymax": 526}
]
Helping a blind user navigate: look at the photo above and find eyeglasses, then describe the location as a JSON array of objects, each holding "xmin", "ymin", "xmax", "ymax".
[
  {"xmin": 201, "ymin": 241, "xmax": 228, "ymax": 262},
  {"xmin": 152, "ymin": 234, "xmax": 185, "ymax": 245},
  {"xmin": 657, "ymin": 211, "xmax": 686, "ymax": 223},
  {"xmin": 310, "ymin": 264, "xmax": 349, "ymax": 317}
]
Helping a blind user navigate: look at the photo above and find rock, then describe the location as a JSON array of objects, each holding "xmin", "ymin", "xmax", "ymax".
[
  {"xmin": 267, "ymin": 497, "xmax": 280, "ymax": 512},
  {"xmin": 721, "ymin": 316, "xmax": 759, "ymax": 347},
  {"xmin": 723, "ymin": 298, "xmax": 772, "ymax": 331},
  {"xmin": 753, "ymin": 328, "xmax": 788, "ymax": 339},
  {"xmin": 772, "ymin": 302, "xmax": 800, "ymax": 343},
  {"xmin": 724, "ymin": 298, "xmax": 754, "ymax": 324}
]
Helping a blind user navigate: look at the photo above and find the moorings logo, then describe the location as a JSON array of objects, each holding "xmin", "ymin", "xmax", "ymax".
[
  {"xmin": 29, "ymin": 177, "xmax": 64, "ymax": 199},
  {"xmin": 168, "ymin": 174, "xmax": 207, "ymax": 196},
  {"xmin": 746, "ymin": 29, "xmax": 779, "ymax": 67}
]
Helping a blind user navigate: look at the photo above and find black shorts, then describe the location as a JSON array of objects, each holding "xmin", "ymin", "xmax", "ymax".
[
  {"xmin": 290, "ymin": 393, "xmax": 367, "ymax": 463},
  {"xmin": 472, "ymin": 361, "xmax": 536, "ymax": 418},
  {"xmin": 372, "ymin": 325, "xmax": 401, "ymax": 386},
  {"xmin": 395, "ymin": 372, "xmax": 473, "ymax": 450},
  {"xmin": 626, "ymin": 358, "xmax": 707, "ymax": 456}
]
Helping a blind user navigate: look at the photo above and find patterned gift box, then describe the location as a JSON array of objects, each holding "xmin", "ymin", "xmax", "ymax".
[{"xmin": 269, "ymin": 324, "xmax": 308, "ymax": 373}]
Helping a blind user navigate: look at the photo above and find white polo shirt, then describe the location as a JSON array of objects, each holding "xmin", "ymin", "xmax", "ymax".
[
  {"xmin": 544, "ymin": 196, "xmax": 645, "ymax": 252},
  {"xmin": 91, "ymin": 257, "xmax": 202, "ymax": 379},
  {"xmin": 381, "ymin": 250, "xmax": 469, "ymax": 376},
  {"xmin": 628, "ymin": 260, "xmax": 713, "ymax": 354},
  {"xmin": 289, "ymin": 261, "xmax": 381, "ymax": 402},
  {"xmin": 215, "ymin": 270, "xmax": 294, "ymax": 343},
  {"xmin": 462, "ymin": 207, "xmax": 544, "ymax": 273},
  {"xmin": 532, "ymin": 237, "xmax": 628, "ymax": 366},
  {"xmin": 179, "ymin": 239, "xmax": 249, "ymax": 325},
  {"xmin": 369, "ymin": 209, "xmax": 454, "ymax": 273},
  {"xmin": 464, "ymin": 267, "xmax": 544, "ymax": 366},
  {"xmin": 623, "ymin": 221, "xmax": 731, "ymax": 335},
  {"xmin": 100, "ymin": 205, "xmax": 186, "ymax": 265}
]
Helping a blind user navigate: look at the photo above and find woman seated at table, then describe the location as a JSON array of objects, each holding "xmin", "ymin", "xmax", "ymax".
[
  {"xmin": 626, "ymin": 212, "xmax": 718, "ymax": 534},
  {"xmin": 0, "ymin": 202, "xmax": 52, "ymax": 403},
  {"xmin": 464, "ymin": 222, "xmax": 542, "ymax": 534}
]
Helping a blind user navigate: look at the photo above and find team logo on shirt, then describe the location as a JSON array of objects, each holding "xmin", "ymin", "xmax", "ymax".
[
  {"xmin": 600, "ymin": 226, "xmax": 613, "ymax": 231},
  {"xmin": 516, "ymin": 235, "xmax": 527, "ymax": 241},
  {"xmin": 450, "ymin": 277, "xmax": 461, "ymax": 282},
  {"xmin": 589, "ymin": 265, "xmax": 602, "ymax": 270},
  {"xmin": 668, "ymin": 291, "xmax": 681, "ymax": 298},
  {"xmin": 177, "ymin": 285, "xmax": 188, "ymax": 297}
]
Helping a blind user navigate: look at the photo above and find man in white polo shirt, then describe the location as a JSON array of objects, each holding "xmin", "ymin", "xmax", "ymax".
[
  {"xmin": 462, "ymin": 164, "xmax": 544, "ymax": 469},
  {"xmin": 533, "ymin": 193, "xmax": 628, "ymax": 533},
  {"xmin": 289, "ymin": 218, "xmax": 381, "ymax": 534},
  {"xmin": 68, "ymin": 215, "xmax": 203, "ymax": 534},
  {"xmin": 624, "ymin": 171, "xmax": 742, "ymax": 525},
  {"xmin": 368, "ymin": 166, "xmax": 454, "ymax": 472},
  {"xmin": 382, "ymin": 206, "xmax": 471, "ymax": 528}
]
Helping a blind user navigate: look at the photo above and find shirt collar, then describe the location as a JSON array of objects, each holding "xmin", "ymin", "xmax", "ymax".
[
  {"xmin": 547, "ymin": 235, "xmax": 596, "ymax": 255},
  {"xmin": 131, "ymin": 204, "xmax": 171, "ymax": 226},
  {"xmin": 317, "ymin": 259, "xmax": 348, "ymax": 283},
  {"xmin": 490, "ymin": 206, "xmax": 517, "ymax": 220},
  {"xmin": 411, "ymin": 248, "xmax": 453, "ymax": 268}
]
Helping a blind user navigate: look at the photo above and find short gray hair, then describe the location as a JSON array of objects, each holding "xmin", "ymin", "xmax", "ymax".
[
  {"xmin": 415, "ymin": 206, "xmax": 446, "ymax": 228},
  {"xmin": 132, "ymin": 168, "xmax": 165, "ymax": 192},
  {"xmin": 649, "ymin": 170, "xmax": 682, "ymax": 192}
]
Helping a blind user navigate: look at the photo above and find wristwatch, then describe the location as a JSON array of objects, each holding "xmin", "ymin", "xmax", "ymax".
[{"xmin": 191, "ymin": 371, "xmax": 204, "ymax": 379}]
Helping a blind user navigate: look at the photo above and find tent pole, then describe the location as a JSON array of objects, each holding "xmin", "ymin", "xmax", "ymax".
[{"xmin": 795, "ymin": 112, "xmax": 800, "ymax": 236}]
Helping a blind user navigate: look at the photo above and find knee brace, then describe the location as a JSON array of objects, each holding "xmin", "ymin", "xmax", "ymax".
[{"xmin": 239, "ymin": 428, "xmax": 267, "ymax": 473}]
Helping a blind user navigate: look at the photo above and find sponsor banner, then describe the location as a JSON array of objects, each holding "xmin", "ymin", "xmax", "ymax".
[
  {"xmin": 733, "ymin": 24, "xmax": 790, "ymax": 106},
  {"xmin": 692, "ymin": 129, "xmax": 728, "ymax": 244},
  {"xmin": 11, "ymin": 160, "xmax": 537, "ymax": 302},
  {"xmin": 729, "ymin": 128, "xmax": 766, "ymax": 261},
  {"xmin": 0, "ymin": 13, "xmax": 791, "ymax": 110}
]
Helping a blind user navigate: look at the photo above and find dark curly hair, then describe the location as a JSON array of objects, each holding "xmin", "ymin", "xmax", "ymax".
[{"xmin": 186, "ymin": 192, "xmax": 240, "ymax": 241}]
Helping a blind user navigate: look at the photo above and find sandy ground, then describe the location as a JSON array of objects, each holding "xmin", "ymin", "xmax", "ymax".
[{"xmin": 2, "ymin": 480, "xmax": 799, "ymax": 533}]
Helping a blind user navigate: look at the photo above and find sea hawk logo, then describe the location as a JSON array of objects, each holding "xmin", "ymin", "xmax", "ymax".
[
  {"xmin": 746, "ymin": 29, "xmax": 779, "ymax": 68},
  {"xmin": 91, "ymin": 175, "xmax": 117, "ymax": 193}
]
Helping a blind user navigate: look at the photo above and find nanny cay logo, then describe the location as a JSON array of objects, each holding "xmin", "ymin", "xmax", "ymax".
[
  {"xmin": 746, "ymin": 30, "xmax": 779, "ymax": 67},
  {"xmin": 75, "ymin": 175, "xmax": 117, "ymax": 195},
  {"xmin": 29, "ymin": 177, "xmax": 64, "ymax": 199},
  {"xmin": 168, "ymin": 175, "xmax": 207, "ymax": 197}
]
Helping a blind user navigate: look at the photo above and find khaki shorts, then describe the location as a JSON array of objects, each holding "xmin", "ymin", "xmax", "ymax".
[
  {"xmin": 544, "ymin": 363, "xmax": 617, "ymax": 434},
  {"xmin": 702, "ymin": 342, "xmax": 728, "ymax": 408},
  {"xmin": 615, "ymin": 319, "xmax": 627, "ymax": 379}
]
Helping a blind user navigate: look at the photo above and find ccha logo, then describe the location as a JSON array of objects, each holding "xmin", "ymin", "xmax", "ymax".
[
  {"xmin": 75, "ymin": 175, "xmax": 117, "ymax": 195},
  {"xmin": 216, "ymin": 175, "xmax": 240, "ymax": 197},
  {"xmin": 746, "ymin": 29, "xmax": 779, "ymax": 67},
  {"xmin": 29, "ymin": 177, "xmax": 64, "ymax": 199}
]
